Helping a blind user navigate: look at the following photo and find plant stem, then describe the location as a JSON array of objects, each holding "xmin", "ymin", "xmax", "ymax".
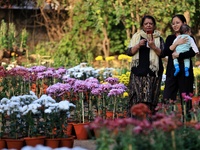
[
  {"xmin": 113, "ymin": 97, "xmax": 116, "ymax": 119},
  {"xmin": 88, "ymin": 93, "xmax": 92, "ymax": 121},
  {"xmin": 171, "ymin": 130, "xmax": 176, "ymax": 150},
  {"xmin": 183, "ymin": 104, "xmax": 186, "ymax": 123},
  {"xmin": 82, "ymin": 92, "xmax": 84, "ymax": 123},
  {"xmin": 102, "ymin": 95, "xmax": 106, "ymax": 119}
]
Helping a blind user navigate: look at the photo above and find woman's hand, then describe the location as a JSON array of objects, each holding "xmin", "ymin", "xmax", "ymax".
[
  {"xmin": 147, "ymin": 39, "xmax": 161, "ymax": 56},
  {"xmin": 170, "ymin": 36, "xmax": 188, "ymax": 51},
  {"xmin": 147, "ymin": 39, "xmax": 156, "ymax": 49},
  {"xmin": 130, "ymin": 39, "xmax": 147, "ymax": 55},
  {"xmin": 139, "ymin": 39, "xmax": 147, "ymax": 46},
  {"xmin": 175, "ymin": 36, "xmax": 188, "ymax": 45},
  {"xmin": 172, "ymin": 51, "xmax": 180, "ymax": 59}
]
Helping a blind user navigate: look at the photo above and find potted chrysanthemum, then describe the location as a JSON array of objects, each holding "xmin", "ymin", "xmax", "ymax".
[
  {"xmin": 0, "ymin": 103, "xmax": 6, "ymax": 149},
  {"xmin": 1, "ymin": 96, "xmax": 25, "ymax": 149},
  {"xmin": 43, "ymin": 98, "xmax": 75, "ymax": 148},
  {"xmin": 13, "ymin": 92, "xmax": 45, "ymax": 147},
  {"xmin": 105, "ymin": 77, "xmax": 127, "ymax": 119}
]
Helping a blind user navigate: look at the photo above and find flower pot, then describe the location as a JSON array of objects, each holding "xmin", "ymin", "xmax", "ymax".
[
  {"xmin": 192, "ymin": 96, "xmax": 200, "ymax": 106},
  {"xmin": 106, "ymin": 111, "xmax": 114, "ymax": 119},
  {"xmin": 0, "ymin": 139, "xmax": 6, "ymax": 149},
  {"xmin": 65, "ymin": 123, "xmax": 73, "ymax": 136},
  {"xmin": 117, "ymin": 111, "xmax": 127, "ymax": 118},
  {"xmin": 5, "ymin": 139, "xmax": 25, "ymax": 150},
  {"xmin": 59, "ymin": 136, "xmax": 74, "ymax": 148},
  {"xmin": 73, "ymin": 123, "xmax": 89, "ymax": 140},
  {"xmin": 45, "ymin": 138, "xmax": 60, "ymax": 148},
  {"xmin": 24, "ymin": 136, "xmax": 45, "ymax": 147}
]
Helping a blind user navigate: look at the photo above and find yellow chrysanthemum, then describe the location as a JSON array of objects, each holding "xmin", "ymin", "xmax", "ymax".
[
  {"xmin": 123, "ymin": 92, "xmax": 129, "ymax": 97},
  {"xmin": 126, "ymin": 71, "xmax": 131, "ymax": 76},
  {"xmin": 163, "ymin": 69, "xmax": 166, "ymax": 75},
  {"xmin": 193, "ymin": 67, "xmax": 200, "ymax": 77},
  {"xmin": 95, "ymin": 56, "xmax": 103, "ymax": 61},
  {"xmin": 105, "ymin": 56, "xmax": 115, "ymax": 61},
  {"xmin": 118, "ymin": 54, "xmax": 129, "ymax": 60},
  {"xmin": 11, "ymin": 52, "xmax": 15, "ymax": 57},
  {"xmin": 127, "ymin": 56, "xmax": 132, "ymax": 62},
  {"xmin": 161, "ymin": 85, "xmax": 165, "ymax": 91}
]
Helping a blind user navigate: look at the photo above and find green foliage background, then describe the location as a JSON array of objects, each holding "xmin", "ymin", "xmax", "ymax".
[{"xmin": 34, "ymin": 0, "xmax": 200, "ymax": 68}]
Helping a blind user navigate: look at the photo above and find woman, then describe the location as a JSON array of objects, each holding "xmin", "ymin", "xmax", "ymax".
[
  {"xmin": 126, "ymin": 15, "xmax": 164, "ymax": 116},
  {"xmin": 162, "ymin": 14, "xmax": 196, "ymax": 121}
]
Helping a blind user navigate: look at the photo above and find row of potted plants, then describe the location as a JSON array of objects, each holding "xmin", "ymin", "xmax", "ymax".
[
  {"xmin": 0, "ymin": 64, "xmax": 129, "ymax": 149},
  {"xmin": 0, "ymin": 65, "xmax": 129, "ymax": 122},
  {"xmin": 0, "ymin": 63, "xmax": 200, "ymax": 149},
  {"xmin": 0, "ymin": 91, "xmax": 76, "ymax": 149}
]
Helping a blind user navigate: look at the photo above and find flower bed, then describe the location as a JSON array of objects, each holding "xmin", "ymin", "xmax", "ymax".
[
  {"xmin": 1, "ymin": 63, "xmax": 200, "ymax": 149},
  {"xmin": 88, "ymin": 103, "xmax": 200, "ymax": 150}
]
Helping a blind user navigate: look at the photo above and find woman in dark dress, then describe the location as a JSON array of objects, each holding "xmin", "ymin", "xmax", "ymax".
[
  {"xmin": 162, "ymin": 14, "xmax": 197, "ymax": 121},
  {"xmin": 126, "ymin": 15, "xmax": 164, "ymax": 116}
]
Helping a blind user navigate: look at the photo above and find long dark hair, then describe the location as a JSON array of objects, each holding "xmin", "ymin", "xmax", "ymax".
[{"xmin": 172, "ymin": 14, "xmax": 187, "ymax": 23}]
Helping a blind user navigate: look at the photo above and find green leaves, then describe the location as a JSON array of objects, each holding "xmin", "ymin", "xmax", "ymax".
[{"xmin": 35, "ymin": 0, "xmax": 200, "ymax": 67}]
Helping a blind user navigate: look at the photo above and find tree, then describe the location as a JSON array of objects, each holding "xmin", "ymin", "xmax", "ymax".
[{"xmin": 35, "ymin": 0, "xmax": 200, "ymax": 67}]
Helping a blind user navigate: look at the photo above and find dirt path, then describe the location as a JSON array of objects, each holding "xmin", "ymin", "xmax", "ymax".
[{"xmin": 74, "ymin": 139, "xmax": 96, "ymax": 150}]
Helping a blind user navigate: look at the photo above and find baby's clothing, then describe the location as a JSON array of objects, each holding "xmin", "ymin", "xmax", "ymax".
[{"xmin": 173, "ymin": 34, "xmax": 199, "ymax": 76}]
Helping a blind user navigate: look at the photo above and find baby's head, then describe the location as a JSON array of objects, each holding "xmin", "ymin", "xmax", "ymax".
[{"xmin": 180, "ymin": 24, "xmax": 191, "ymax": 35}]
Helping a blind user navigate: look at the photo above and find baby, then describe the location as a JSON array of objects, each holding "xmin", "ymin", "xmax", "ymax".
[{"xmin": 172, "ymin": 24, "xmax": 199, "ymax": 77}]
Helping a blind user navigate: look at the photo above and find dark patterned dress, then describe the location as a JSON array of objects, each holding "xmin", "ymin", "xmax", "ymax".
[{"xmin": 126, "ymin": 37, "xmax": 164, "ymax": 116}]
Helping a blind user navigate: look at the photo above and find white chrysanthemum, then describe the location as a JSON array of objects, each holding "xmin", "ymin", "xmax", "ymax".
[
  {"xmin": 34, "ymin": 94, "xmax": 56, "ymax": 106},
  {"xmin": 1, "ymin": 98, "xmax": 10, "ymax": 104},
  {"xmin": 20, "ymin": 105, "xmax": 28, "ymax": 112},
  {"xmin": 30, "ymin": 103, "xmax": 41, "ymax": 110},
  {"xmin": 10, "ymin": 96, "xmax": 21, "ymax": 103},
  {"xmin": 9, "ymin": 102, "xmax": 21, "ymax": 108},
  {"xmin": 44, "ymin": 109, "xmax": 52, "ymax": 114},
  {"xmin": 2, "ymin": 104, "xmax": 9, "ymax": 111},
  {"xmin": 58, "ymin": 100, "xmax": 75, "ymax": 111},
  {"xmin": 32, "ymin": 109, "xmax": 39, "ymax": 114}
]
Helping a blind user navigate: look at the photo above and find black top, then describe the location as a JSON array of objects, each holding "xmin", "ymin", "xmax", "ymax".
[
  {"xmin": 162, "ymin": 34, "xmax": 196, "ymax": 77},
  {"xmin": 126, "ymin": 37, "xmax": 164, "ymax": 76}
]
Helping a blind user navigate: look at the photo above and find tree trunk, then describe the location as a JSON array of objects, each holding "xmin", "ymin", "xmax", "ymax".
[{"xmin": 102, "ymin": 27, "xmax": 110, "ymax": 57}]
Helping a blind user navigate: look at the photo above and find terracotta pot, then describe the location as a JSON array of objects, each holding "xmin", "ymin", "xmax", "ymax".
[
  {"xmin": 45, "ymin": 138, "xmax": 60, "ymax": 148},
  {"xmin": 192, "ymin": 96, "xmax": 200, "ymax": 106},
  {"xmin": 73, "ymin": 123, "xmax": 89, "ymax": 140},
  {"xmin": 0, "ymin": 139, "xmax": 6, "ymax": 149},
  {"xmin": 66, "ymin": 123, "xmax": 73, "ymax": 136},
  {"xmin": 5, "ymin": 139, "xmax": 25, "ymax": 150},
  {"xmin": 59, "ymin": 136, "xmax": 74, "ymax": 148},
  {"xmin": 24, "ymin": 136, "xmax": 45, "ymax": 147},
  {"xmin": 106, "ymin": 111, "xmax": 114, "ymax": 119},
  {"xmin": 117, "ymin": 111, "xmax": 127, "ymax": 118}
]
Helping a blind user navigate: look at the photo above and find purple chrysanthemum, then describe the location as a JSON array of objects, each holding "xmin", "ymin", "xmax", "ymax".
[
  {"xmin": 108, "ymin": 89, "xmax": 125, "ymax": 97},
  {"xmin": 99, "ymin": 83, "xmax": 112, "ymax": 93},
  {"xmin": 63, "ymin": 77, "xmax": 77, "ymax": 86},
  {"xmin": 112, "ymin": 83, "xmax": 127, "ymax": 90},
  {"xmin": 91, "ymin": 88, "xmax": 103, "ymax": 96},
  {"xmin": 46, "ymin": 83, "xmax": 71, "ymax": 96},
  {"xmin": 105, "ymin": 77, "xmax": 119, "ymax": 85},
  {"xmin": 72, "ymin": 80, "xmax": 88, "ymax": 92}
]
